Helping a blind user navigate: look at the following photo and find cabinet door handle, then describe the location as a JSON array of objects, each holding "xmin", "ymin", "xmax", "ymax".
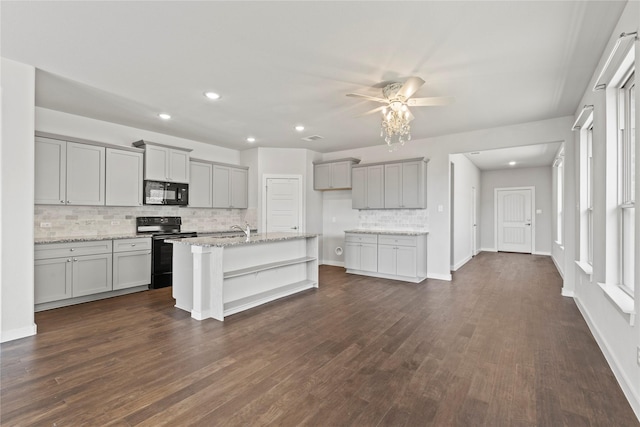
[
  {"xmin": 67, "ymin": 258, "xmax": 72, "ymax": 262},
  {"xmin": 73, "ymin": 258, "xmax": 78, "ymax": 262},
  {"xmin": 60, "ymin": 200, "xmax": 65, "ymax": 203},
  {"xmin": 131, "ymin": 244, "xmax": 136, "ymax": 247},
  {"xmin": 70, "ymin": 248, "xmax": 75, "ymax": 252}
]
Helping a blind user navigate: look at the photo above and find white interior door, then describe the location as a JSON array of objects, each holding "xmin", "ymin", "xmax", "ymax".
[
  {"xmin": 497, "ymin": 188, "xmax": 532, "ymax": 253},
  {"xmin": 265, "ymin": 177, "xmax": 301, "ymax": 232}
]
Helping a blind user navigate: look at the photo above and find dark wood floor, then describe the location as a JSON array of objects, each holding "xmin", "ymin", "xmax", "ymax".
[{"xmin": 1, "ymin": 252, "xmax": 638, "ymax": 426}]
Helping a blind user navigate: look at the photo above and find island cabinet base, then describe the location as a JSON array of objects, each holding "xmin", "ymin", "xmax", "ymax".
[{"xmin": 172, "ymin": 235, "xmax": 318, "ymax": 321}]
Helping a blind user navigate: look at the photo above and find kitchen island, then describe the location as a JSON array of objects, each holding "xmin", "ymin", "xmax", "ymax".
[{"xmin": 167, "ymin": 232, "xmax": 319, "ymax": 321}]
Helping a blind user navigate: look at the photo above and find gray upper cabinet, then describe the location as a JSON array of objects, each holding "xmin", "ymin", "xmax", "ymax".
[
  {"xmin": 133, "ymin": 140, "xmax": 191, "ymax": 183},
  {"xmin": 189, "ymin": 160, "xmax": 213, "ymax": 208},
  {"xmin": 384, "ymin": 159, "xmax": 427, "ymax": 208},
  {"xmin": 35, "ymin": 137, "xmax": 66, "ymax": 205},
  {"xmin": 35, "ymin": 137, "xmax": 105, "ymax": 206},
  {"xmin": 352, "ymin": 157, "xmax": 428, "ymax": 210},
  {"xmin": 230, "ymin": 167, "xmax": 248, "ymax": 209},
  {"xmin": 352, "ymin": 165, "xmax": 384, "ymax": 209},
  {"xmin": 313, "ymin": 158, "xmax": 360, "ymax": 190},
  {"xmin": 105, "ymin": 148, "xmax": 143, "ymax": 206},
  {"xmin": 66, "ymin": 142, "xmax": 105, "ymax": 205},
  {"xmin": 213, "ymin": 164, "xmax": 248, "ymax": 209},
  {"xmin": 192, "ymin": 159, "xmax": 248, "ymax": 209}
]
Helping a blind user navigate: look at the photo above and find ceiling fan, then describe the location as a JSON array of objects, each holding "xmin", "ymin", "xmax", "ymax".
[
  {"xmin": 346, "ymin": 76, "xmax": 453, "ymax": 149},
  {"xmin": 346, "ymin": 76, "xmax": 452, "ymax": 117}
]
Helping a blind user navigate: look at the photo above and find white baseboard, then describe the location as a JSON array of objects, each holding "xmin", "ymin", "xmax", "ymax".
[
  {"xmin": 321, "ymin": 260, "xmax": 344, "ymax": 267},
  {"xmin": 533, "ymin": 251, "xmax": 552, "ymax": 256},
  {"xmin": 574, "ymin": 297, "xmax": 640, "ymax": 422},
  {"xmin": 561, "ymin": 288, "xmax": 575, "ymax": 297},
  {"xmin": 427, "ymin": 272, "xmax": 452, "ymax": 281},
  {"xmin": 480, "ymin": 247, "xmax": 497, "ymax": 252},
  {"xmin": 451, "ymin": 255, "xmax": 472, "ymax": 271},
  {"xmin": 551, "ymin": 255, "xmax": 564, "ymax": 279},
  {"xmin": 0, "ymin": 323, "xmax": 37, "ymax": 343}
]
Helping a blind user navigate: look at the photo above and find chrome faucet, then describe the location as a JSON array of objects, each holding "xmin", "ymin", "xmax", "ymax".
[{"xmin": 231, "ymin": 223, "xmax": 251, "ymax": 238}]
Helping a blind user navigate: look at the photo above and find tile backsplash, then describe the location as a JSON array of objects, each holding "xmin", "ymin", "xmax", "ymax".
[
  {"xmin": 34, "ymin": 205, "xmax": 258, "ymax": 239},
  {"xmin": 358, "ymin": 209, "xmax": 429, "ymax": 231}
]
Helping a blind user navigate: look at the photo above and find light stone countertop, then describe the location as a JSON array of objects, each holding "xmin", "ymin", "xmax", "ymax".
[
  {"xmin": 166, "ymin": 232, "xmax": 319, "ymax": 248},
  {"xmin": 35, "ymin": 234, "xmax": 142, "ymax": 244},
  {"xmin": 34, "ymin": 228, "xmax": 260, "ymax": 245},
  {"xmin": 344, "ymin": 229, "xmax": 429, "ymax": 236}
]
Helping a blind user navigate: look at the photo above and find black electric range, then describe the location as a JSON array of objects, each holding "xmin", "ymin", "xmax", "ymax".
[{"xmin": 136, "ymin": 217, "xmax": 197, "ymax": 289}]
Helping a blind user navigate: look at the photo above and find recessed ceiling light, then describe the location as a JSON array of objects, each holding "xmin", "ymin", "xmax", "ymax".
[
  {"xmin": 246, "ymin": 137, "xmax": 256, "ymax": 143},
  {"xmin": 295, "ymin": 125, "xmax": 305, "ymax": 132},
  {"xmin": 509, "ymin": 161, "xmax": 516, "ymax": 166},
  {"xmin": 204, "ymin": 92, "xmax": 221, "ymax": 100},
  {"xmin": 158, "ymin": 113, "xmax": 171, "ymax": 120}
]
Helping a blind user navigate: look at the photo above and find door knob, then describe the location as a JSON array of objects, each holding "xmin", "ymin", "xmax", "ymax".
[{"xmin": 291, "ymin": 226, "xmax": 298, "ymax": 230}]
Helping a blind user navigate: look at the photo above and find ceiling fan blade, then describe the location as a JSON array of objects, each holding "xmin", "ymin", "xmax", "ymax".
[
  {"xmin": 396, "ymin": 76, "xmax": 425, "ymax": 99},
  {"xmin": 407, "ymin": 96, "xmax": 454, "ymax": 107},
  {"xmin": 346, "ymin": 93, "xmax": 388, "ymax": 103},
  {"xmin": 356, "ymin": 106, "xmax": 386, "ymax": 117}
]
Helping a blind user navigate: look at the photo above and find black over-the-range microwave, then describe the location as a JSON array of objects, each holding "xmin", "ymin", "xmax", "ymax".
[{"xmin": 144, "ymin": 180, "xmax": 189, "ymax": 206}]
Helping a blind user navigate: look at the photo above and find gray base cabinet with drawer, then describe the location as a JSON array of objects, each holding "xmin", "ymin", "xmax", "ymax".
[
  {"xmin": 344, "ymin": 232, "xmax": 427, "ymax": 283},
  {"xmin": 35, "ymin": 237, "xmax": 151, "ymax": 311},
  {"xmin": 113, "ymin": 238, "xmax": 151, "ymax": 290}
]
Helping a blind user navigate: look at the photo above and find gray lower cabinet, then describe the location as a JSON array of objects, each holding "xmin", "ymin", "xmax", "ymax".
[
  {"xmin": 35, "ymin": 240, "xmax": 113, "ymax": 304},
  {"xmin": 344, "ymin": 233, "xmax": 377, "ymax": 272},
  {"xmin": 35, "ymin": 237, "xmax": 151, "ymax": 309},
  {"xmin": 71, "ymin": 253, "xmax": 113, "ymax": 297},
  {"xmin": 113, "ymin": 238, "xmax": 151, "ymax": 290},
  {"xmin": 34, "ymin": 257, "xmax": 72, "ymax": 304},
  {"xmin": 345, "ymin": 232, "xmax": 427, "ymax": 283}
]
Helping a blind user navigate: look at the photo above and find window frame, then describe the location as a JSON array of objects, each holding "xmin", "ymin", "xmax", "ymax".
[{"xmin": 618, "ymin": 71, "xmax": 635, "ymax": 296}]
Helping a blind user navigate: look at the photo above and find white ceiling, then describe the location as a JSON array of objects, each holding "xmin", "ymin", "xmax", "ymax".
[
  {"xmin": 463, "ymin": 142, "xmax": 562, "ymax": 171},
  {"xmin": 1, "ymin": 1, "xmax": 626, "ymax": 153}
]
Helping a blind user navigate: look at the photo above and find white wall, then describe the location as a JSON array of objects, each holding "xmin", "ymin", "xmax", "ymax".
[
  {"xmin": 1, "ymin": 58, "xmax": 37, "ymax": 342},
  {"xmin": 565, "ymin": 0, "xmax": 640, "ymax": 418},
  {"xmin": 321, "ymin": 116, "xmax": 573, "ymax": 281},
  {"xmin": 480, "ymin": 167, "xmax": 552, "ymax": 255},
  {"xmin": 450, "ymin": 154, "xmax": 481, "ymax": 270}
]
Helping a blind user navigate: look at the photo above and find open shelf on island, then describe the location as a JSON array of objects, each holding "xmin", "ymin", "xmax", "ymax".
[
  {"xmin": 223, "ymin": 279, "xmax": 317, "ymax": 316},
  {"xmin": 224, "ymin": 256, "xmax": 317, "ymax": 279}
]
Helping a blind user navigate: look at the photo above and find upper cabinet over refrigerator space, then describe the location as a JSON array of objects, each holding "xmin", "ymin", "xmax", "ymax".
[{"xmin": 313, "ymin": 158, "xmax": 360, "ymax": 190}]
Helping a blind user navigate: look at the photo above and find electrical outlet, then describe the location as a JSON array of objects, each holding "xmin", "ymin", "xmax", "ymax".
[
  {"xmin": 637, "ymin": 346, "xmax": 640, "ymax": 367},
  {"xmin": 40, "ymin": 222, "xmax": 51, "ymax": 228}
]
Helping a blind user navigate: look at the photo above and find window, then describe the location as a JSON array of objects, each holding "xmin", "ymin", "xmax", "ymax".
[
  {"xmin": 619, "ymin": 71, "xmax": 635, "ymax": 295},
  {"xmin": 586, "ymin": 124, "xmax": 594, "ymax": 265},
  {"xmin": 556, "ymin": 147, "xmax": 564, "ymax": 245}
]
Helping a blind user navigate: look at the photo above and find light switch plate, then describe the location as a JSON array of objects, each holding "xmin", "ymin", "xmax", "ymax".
[{"xmin": 536, "ymin": 209, "xmax": 542, "ymax": 214}]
